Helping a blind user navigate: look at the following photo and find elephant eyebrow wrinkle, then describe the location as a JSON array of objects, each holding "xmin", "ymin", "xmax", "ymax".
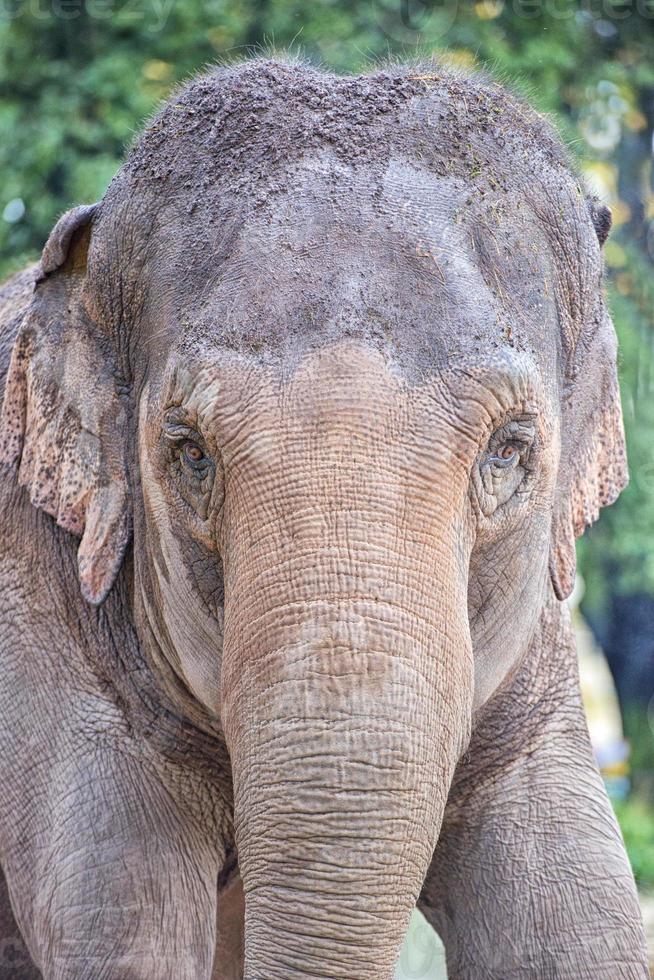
[{"xmin": 162, "ymin": 420, "xmax": 201, "ymax": 442}]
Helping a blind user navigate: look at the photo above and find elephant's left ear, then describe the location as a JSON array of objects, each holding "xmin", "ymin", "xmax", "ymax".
[
  {"xmin": 0, "ymin": 204, "xmax": 131, "ymax": 605},
  {"xmin": 549, "ymin": 198, "xmax": 628, "ymax": 600}
]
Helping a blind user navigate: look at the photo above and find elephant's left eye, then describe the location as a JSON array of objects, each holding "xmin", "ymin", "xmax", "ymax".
[
  {"xmin": 489, "ymin": 444, "xmax": 519, "ymax": 468},
  {"xmin": 474, "ymin": 418, "xmax": 537, "ymax": 517}
]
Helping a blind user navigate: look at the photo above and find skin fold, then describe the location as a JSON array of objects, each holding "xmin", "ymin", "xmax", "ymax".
[{"xmin": 0, "ymin": 58, "xmax": 648, "ymax": 979}]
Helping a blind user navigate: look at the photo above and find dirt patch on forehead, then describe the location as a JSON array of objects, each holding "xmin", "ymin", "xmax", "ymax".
[
  {"xmin": 95, "ymin": 57, "xmax": 592, "ymax": 392},
  {"xmin": 120, "ymin": 57, "xmax": 573, "ymax": 201}
]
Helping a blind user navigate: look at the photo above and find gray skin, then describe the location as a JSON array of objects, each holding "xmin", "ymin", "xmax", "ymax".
[{"xmin": 0, "ymin": 58, "xmax": 648, "ymax": 979}]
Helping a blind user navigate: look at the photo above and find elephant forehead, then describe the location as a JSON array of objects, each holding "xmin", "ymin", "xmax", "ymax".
[{"xmin": 145, "ymin": 153, "xmax": 557, "ymax": 377}]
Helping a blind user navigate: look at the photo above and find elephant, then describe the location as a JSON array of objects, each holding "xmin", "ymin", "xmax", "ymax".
[{"xmin": 0, "ymin": 57, "xmax": 649, "ymax": 980}]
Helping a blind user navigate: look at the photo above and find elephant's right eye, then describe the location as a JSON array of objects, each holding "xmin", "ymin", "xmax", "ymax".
[
  {"xmin": 162, "ymin": 420, "xmax": 215, "ymax": 517},
  {"xmin": 163, "ymin": 422, "xmax": 209, "ymax": 468},
  {"xmin": 182, "ymin": 440, "xmax": 207, "ymax": 469},
  {"xmin": 171, "ymin": 435, "xmax": 212, "ymax": 481}
]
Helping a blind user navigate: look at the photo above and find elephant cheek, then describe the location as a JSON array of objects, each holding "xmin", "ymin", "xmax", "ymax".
[
  {"xmin": 139, "ymin": 545, "xmax": 224, "ymax": 717},
  {"xmin": 137, "ymin": 414, "xmax": 224, "ymax": 716}
]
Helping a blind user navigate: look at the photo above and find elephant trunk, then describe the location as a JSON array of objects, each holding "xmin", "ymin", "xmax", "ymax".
[{"xmin": 221, "ymin": 526, "xmax": 472, "ymax": 979}]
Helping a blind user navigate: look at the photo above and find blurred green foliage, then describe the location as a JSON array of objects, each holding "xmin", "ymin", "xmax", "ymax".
[
  {"xmin": 581, "ymin": 253, "xmax": 654, "ymax": 602},
  {"xmin": 0, "ymin": 0, "xmax": 653, "ymax": 834},
  {"xmin": 615, "ymin": 795, "xmax": 654, "ymax": 890}
]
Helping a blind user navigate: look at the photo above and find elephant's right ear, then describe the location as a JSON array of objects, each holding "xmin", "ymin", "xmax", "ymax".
[{"xmin": 0, "ymin": 204, "xmax": 131, "ymax": 605}]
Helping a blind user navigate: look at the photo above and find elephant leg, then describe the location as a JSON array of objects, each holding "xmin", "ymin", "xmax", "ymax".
[
  {"xmin": 0, "ymin": 865, "xmax": 41, "ymax": 979},
  {"xmin": 418, "ymin": 597, "xmax": 649, "ymax": 980},
  {"xmin": 211, "ymin": 869, "xmax": 244, "ymax": 980},
  {"xmin": 4, "ymin": 742, "xmax": 228, "ymax": 980}
]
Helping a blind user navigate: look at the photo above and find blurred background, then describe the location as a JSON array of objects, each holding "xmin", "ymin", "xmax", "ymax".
[{"xmin": 0, "ymin": 1, "xmax": 652, "ymax": 975}]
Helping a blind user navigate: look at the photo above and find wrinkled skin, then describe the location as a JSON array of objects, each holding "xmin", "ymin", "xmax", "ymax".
[{"xmin": 0, "ymin": 59, "xmax": 648, "ymax": 979}]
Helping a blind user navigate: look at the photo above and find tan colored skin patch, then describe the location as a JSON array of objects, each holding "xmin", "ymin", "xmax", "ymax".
[{"xmin": 145, "ymin": 340, "xmax": 555, "ymax": 717}]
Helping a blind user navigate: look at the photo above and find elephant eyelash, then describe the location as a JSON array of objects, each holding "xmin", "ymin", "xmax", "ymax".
[{"xmin": 163, "ymin": 421, "xmax": 202, "ymax": 444}]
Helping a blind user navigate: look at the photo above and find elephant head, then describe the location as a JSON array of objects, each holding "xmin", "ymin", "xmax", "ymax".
[{"xmin": 0, "ymin": 61, "xmax": 627, "ymax": 978}]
